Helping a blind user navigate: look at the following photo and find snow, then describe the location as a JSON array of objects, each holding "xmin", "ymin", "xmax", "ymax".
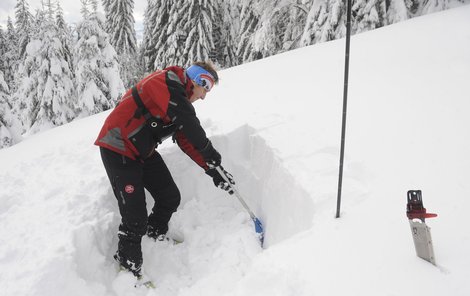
[
  {"xmin": 25, "ymin": 39, "xmax": 42, "ymax": 57},
  {"xmin": 1, "ymin": 5, "xmax": 470, "ymax": 296}
]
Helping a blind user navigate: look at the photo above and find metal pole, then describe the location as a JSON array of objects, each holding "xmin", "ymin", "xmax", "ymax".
[{"xmin": 336, "ymin": 0, "xmax": 353, "ymax": 219}]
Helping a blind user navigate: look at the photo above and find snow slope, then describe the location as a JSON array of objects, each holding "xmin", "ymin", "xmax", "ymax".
[{"xmin": 1, "ymin": 5, "xmax": 470, "ymax": 296}]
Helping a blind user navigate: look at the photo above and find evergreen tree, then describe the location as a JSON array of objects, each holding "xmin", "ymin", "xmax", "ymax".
[
  {"xmin": 55, "ymin": 1, "xmax": 67, "ymax": 30},
  {"xmin": 0, "ymin": 70, "xmax": 21, "ymax": 148},
  {"xmin": 405, "ymin": 0, "xmax": 423, "ymax": 15},
  {"xmin": 0, "ymin": 28, "xmax": 7, "ymax": 75},
  {"xmin": 173, "ymin": 0, "xmax": 218, "ymax": 66},
  {"xmin": 74, "ymin": 0, "xmax": 125, "ymax": 117},
  {"xmin": 0, "ymin": 70, "xmax": 14, "ymax": 148},
  {"xmin": 141, "ymin": 0, "xmax": 158, "ymax": 72},
  {"xmin": 352, "ymin": 0, "xmax": 387, "ymax": 33},
  {"xmin": 211, "ymin": 0, "xmax": 237, "ymax": 68},
  {"xmin": 403, "ymin": 0, "xmax": 449, "ymax": 16},
  {"xmin": 13, "ymin": 7, "xmax": 76, "ymax": 133},
  {"xmin": 421, "ymin": 0, "xmax": 449, "ymax": 14},
  {"xmin": 300, "ymin": 0, "xmax": 344, "ymax": 46},
  {"xmin": 237, "ymin": 0, "xmax": 262, "ymax": 64},
  {"xmin": 275, "ymin": 1, "xmax": 310, "ymax": 52},
  {"xmin": 43, "ymin": 0, "xmax": 55, "ymax": 21},
  {"xmin": 250, "ymin": 0, "xmax": 310, "ymax": 59},
  {"xmin": 105, "ymin": 0, "xmax": 138, "ymax": 86},
  {"xmin": 144, "ymin": 0, "xmax": 175, "ymax": 71},
  {"xmin": 102, "ymin": 0, "xmax": 112, "ymax": 33},
  {"xmin": 253, "ymin": 0, "xmax": 285, "ymax": 58},
  {"xmin": 385, "ymin": 0, "xmax": 409, "ymax": 23},
  {"xmin": 161, "ymin": 0, "xmax": 187, "ymax": 68},
  {"xmin": 106, "ymin": 0, "xmax": 137, "ymax": 54},
  {"xmin": 55, "ymin": 1, "xmax": 74, "ymax": 74},
  {"xmin": 151, "ymin": 0, "xmax": 230, "ymax": 68},
  {"xmin": 147, "ymin": 0, "xmax": 235, "ymax": 69},
  {"xmin": 300, "ymin": 0, "xmax": 389, "ymax": 47},
  {"xmin": 15, "ymin": 0, "xmax": 33, "ymax": 59},
  {"xmin": 4, "ymin": 17, "xmax": 19, "ymax": 92}
]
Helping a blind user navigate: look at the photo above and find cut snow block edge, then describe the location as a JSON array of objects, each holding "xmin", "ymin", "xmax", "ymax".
[{"xmin": 209, "ymin": 124, "xmax": 315, "ymax": 247}]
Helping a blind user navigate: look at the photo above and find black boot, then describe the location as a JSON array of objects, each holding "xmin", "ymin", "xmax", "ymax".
[
  {"xmin": 146, "ymin": 224, "xmax": 168, "ymax": 240},
  {"xmin": 114, "ymin": 251, "xmax": 142, "ymax": 278},
  {"xmin": 147, "ymin": 224, "xmax": 183, "ymax": 244},
  {"xmin": 115, "ymin": 225, "xmax": 145, "ymax": 278}
]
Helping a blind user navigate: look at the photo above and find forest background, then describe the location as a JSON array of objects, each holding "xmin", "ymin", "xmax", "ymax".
[{"xmin": 0, "ymin": 0, "xmax": 468, "ymax": 148}]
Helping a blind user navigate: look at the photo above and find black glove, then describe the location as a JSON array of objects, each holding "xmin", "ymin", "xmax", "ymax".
[
  {"xmin": 199, "ymin": 140, "xmax": 221, "ymax": 168},
  {"xmin": 206, "ymin": 166, "xmax": 235, "ymax": 195}
]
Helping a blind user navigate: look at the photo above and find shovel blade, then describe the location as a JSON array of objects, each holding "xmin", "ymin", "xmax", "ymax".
[{"xmin": 252, "ymin": 217, "xmax": 265, "ymax": 247}]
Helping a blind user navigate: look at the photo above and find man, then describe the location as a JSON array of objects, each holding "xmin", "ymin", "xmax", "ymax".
[{"xmin": 95, "ymin": 61, "xmax": 235, "ymax": 278}]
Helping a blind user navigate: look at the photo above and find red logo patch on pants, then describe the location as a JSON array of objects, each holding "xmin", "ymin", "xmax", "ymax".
[{"xmin": 125, "ymin": 185, "xmax": 135, "ymax": 194}]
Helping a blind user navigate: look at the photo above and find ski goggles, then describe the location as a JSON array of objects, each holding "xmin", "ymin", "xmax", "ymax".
[{"xmin": 186, "ymin": 65, "xmax": 215, "ymax": 92}]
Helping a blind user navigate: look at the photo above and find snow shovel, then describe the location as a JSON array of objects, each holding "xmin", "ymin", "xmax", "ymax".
[{"xmin": 216, "ymin": 166, "xmax": 265, "ymax": 247}]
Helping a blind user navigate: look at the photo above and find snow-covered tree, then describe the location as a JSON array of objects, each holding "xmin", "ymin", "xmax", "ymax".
[
  {"xmin": 250, "ymin": 0, "xmax": 310, "ymax": 59},
  {"xmin": 299, "ymin": 0, "xmax": 369, "ymax": 46},
  {"xmin": 400, "ymin": 0, "xmax": 450, "ymax": 16},
  {"xmin": 74, "ymin": 0, "xmax": 124, "ymax": 117},
  {"xmin": 143, "ymin": 0, "xmax": 175, "ymax": 71},
  {"xmin": 119, "ymin": 53, "xmax": 141, "ymax": 87},
  {"xmin": 237, "ymin": 0, "xmax": 262, "ymax": 64},
  {"xmin": 352, "ymin": 0, "xmax": 387, "ymax": 33},
  {"xmin": 55, "ymin": 1, "xmax": 74, "ymax": 74},
  {"xmin": 300, "ymin": 0, "xmax": 346, "ymax": 46},
  {"xmin": 140, "ymin": 0, "xmax": 157, "ymax": 72},
  {"xmin": 102, "ymin": 0, "xmax": 112, "ymax": 33},
  {"xmin": 421, "ymin": 0, "xmax": 449, "ymax": 14},
  {"xmin": 299, "ymin": 0, "xmax": 456, "ymax": 48},
  {"xmin": 300, "ymin": 0, "xmax": 388, "ymax": 47},
  {"xmin": 15, "ymin": 0, "xmax": 33, "ymax": 59},
  {"xmin": 106, "ymin": 0, "xmax": 137, "ymax": 54},
  {"xmin": 55, "ymin": 1, "xmax": 67, "ymax": 30},
  {"xmin": 385, "ymin": 0, "xmax": 409, "ymax": 24},
  {"xmin": 162, "ymin": 0, "xmax": 187, "ymax": 68},
  {"xmin": 13, "ymin": 7, "xmax": 76, "ymax": 133},
  {"xmin": 168, "ymin": 0, "xmax": 219, "ymax": 66},
  {"xmin": 0, "ymin": 70, "xmax": 22, "ymax": 148},
  {"xmin": 104, "ymin": 0, "xmax": 138, "ymax": 86},
  {"xmin": 279, "ymin": 0, "xmax": 310, "ymax": 52},
  {"xmin": 0, "ymin": 70, "xmax": 14, "ymax": 148},
  {"xmin": 405, "ymin": 0, "xmax": 424, "ymax": 15},
  {"xmin": 4, "ymin": 17, "xmax": 19, "ymax": 92},
  {"xmin": 211, "ymin": 0, "xmax": 237, "ymax": 68},
  {"xmin": 0, "ymin": 28, "xmax": 7, "ymax": 74},
  {"xmin": 253, "ymin": 0, "xmax": 286, "ymax": 58},
  {"xmin": 145, "ymin": 0, "xmax": 235, "ymax": 69}
]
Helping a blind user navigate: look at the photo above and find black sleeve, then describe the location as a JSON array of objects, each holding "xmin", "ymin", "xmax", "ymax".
[{"xmin": 165, "ymin": 77, "xmax": 209, "ymax": 151}]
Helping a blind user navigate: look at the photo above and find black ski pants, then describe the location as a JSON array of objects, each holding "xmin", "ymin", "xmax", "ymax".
[{"xmin": 100, "ymin": 147, "xmax": 181, "ymax": 269}]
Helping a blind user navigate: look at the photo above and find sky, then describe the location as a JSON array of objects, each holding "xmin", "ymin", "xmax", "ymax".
[
  {"xmin": 0, "ymin": 4, "xmax": 469, "ymax": 296},
  {"xmin": 0, "ymin": 0, "xmax": 146, "ymax": 40}
]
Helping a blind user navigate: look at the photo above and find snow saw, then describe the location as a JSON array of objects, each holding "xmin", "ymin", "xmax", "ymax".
[{"xmin": 406, "ymin": 190, "xmax": 438, "ymax": 265}]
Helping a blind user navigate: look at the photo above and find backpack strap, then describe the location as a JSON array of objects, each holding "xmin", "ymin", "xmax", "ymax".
[
  {"xmin": 131, "ymin": 86, "xmax": 152, "ymax": 120},
  {"xmin": 130, "ymin": 86, "xmax": 178, "ymax": 145},
  {"xmin": 125, "ymin": 86, "xmax": 152, "ymax": 128}
]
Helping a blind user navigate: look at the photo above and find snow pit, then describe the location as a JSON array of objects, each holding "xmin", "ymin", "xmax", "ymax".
[
  {"xmin": 67, "ymin": 124, "xmax": 314, "ymax": 295},
  {"xmin": 206, "ymin": 125, "xmax": 315, "ymax": 247}
]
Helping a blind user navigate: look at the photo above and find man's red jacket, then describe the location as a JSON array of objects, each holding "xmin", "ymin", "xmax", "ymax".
[{"xmin": 95, "ymin": 66, "xmax": 209, "ymax": 170}]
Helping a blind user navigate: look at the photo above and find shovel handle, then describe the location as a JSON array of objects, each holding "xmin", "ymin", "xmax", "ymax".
[{"xmin": 215, "ymin": 166, "xmax": 257, "ymax": 220}]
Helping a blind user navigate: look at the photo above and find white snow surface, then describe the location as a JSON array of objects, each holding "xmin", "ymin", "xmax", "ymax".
[{"xmin": 1, "ymin": 6, "xmax": 470, "ymax": 296}]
